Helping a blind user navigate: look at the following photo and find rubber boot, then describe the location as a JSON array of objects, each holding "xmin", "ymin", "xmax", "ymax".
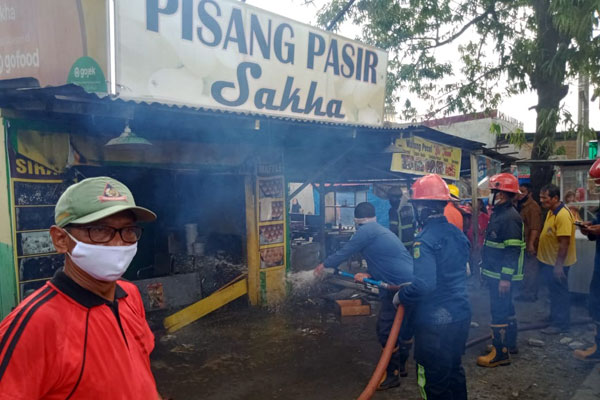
[
  {"xmin": 477, "ymin": 325, "xmax": 511, "ymax": 367},
  {"xmin": 574, "ymin": 321, "xmax": 600, "ymax": 362},
  {"xmin": 398, "ymin": 339, "xmax": 413, "ymax": 377},
  {"xmin": 377, "ymin": 347, "xmax": 401, "ymax": 391},
  {"xmin": 506, "ymin": 318, "xmax": 519, "ymax": 354}
]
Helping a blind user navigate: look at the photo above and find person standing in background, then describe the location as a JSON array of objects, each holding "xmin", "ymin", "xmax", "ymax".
[
  {"xmin": 538, "ymin": 184, "xmax": 577, "ymax": 335},
  {"xmin": 515, "ymin": 183, "xmax": 543, "ymax": 302},
  {"xmin": 388, "ymin": 186, "xmax": 416, "ymax": 251},
  {"xmin": 445, "ymin": 184, "xmax": 464, "ymax": 231},
  {"xmin": 291, "ymin": 198, "xmax": 302, "ymax": 213},
  {"xmin": 565, "ymin": 190, "xmax": 581, "ymax": 221},
  {"xmin": 574, "ymin": 159, "xmax": 600, "ymax": 361}
]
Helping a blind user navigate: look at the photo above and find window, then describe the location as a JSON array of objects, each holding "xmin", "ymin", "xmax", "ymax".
[{"xmin": 324, "ymin": 190, "xmax": 368, "ymax": 228}]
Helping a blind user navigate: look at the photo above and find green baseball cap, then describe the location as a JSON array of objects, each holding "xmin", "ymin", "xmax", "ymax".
[{"xmin": 55, "ymin": 176, "xmax": 157, "ymax": 227}]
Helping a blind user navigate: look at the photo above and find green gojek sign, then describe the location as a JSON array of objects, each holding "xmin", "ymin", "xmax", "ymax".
[{"xmin": 67, "ymin": 56, "xmax": 107, "ymax": 93}]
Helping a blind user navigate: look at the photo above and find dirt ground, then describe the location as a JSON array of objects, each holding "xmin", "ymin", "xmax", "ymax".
[{"xmin": 150, "ymin": 278, "xmax": 596, "ymax": 400}]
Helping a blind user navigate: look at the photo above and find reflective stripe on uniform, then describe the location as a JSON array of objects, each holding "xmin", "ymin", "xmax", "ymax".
[
  {"xmin": 403, "ymin": 241, "xmax": 414, "ymax": 247},
  {"xmin": 485, "ymin": 240, "xmax": 505, "ymax": 249},
  {"xmin": 484, "ymin": 225, "xmax": 525, "ymax": 280},
  {"xmin": 484, "ymin": 239, "xmax": 526, "ymax": 249},
  {"xmin": 417, "ymin": 363, "xmax": 427, "ymax": 400},
  {"xmin": 400, "ymin": 224, "xmax": 413, "ymax": 229},
  {"xmin": 390, "ymin": 221, "xmax": 399, "ymax": 225},
  {"xmin": 504, "ymin": 239, "xmax": 525, "ymax": 247},
  {"xmin": 482, "ymin": 269, "xmax": 524, "ymax": 281},
  {"xmin": 482, "ymin": 269, "xmax": 501, "ymax": 279}
]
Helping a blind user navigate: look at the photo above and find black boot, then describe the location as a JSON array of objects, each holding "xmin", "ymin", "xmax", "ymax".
[
  {"xmin": 477, "ymin": 325, "xmax": 511, "ymax": 367},
  {"xmin": 397, "ymin": 339, "xmax": 413, "ymax": 377},
  {"xmin": 377, "ymin": 347, "xmax": 401, "ymax": 390},
  {"xmin": 506, "ymin": 318, "xmax": 519, "ymax": 354}
]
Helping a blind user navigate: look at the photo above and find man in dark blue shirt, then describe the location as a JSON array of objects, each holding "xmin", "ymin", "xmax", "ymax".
[
  {"xmin": 574, "ymin": 159, "xmax": 600, "ymax": 361},
  {"xmin": 315, "ymin": 202, "xmax": 413, "ymax": 390},
  {"xmin": 394, "ymin": 174, "xmax": 471, "ymax": 400}
]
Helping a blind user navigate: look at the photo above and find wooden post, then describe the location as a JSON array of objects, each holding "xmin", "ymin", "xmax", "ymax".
[
  {"xmin": 470, "ymin": 152, "xmax": 480, "ymax": 248},
  {"xmin": 319, "ymin": 183, "xmax": 327, "ymax": 261},
  {"xmin": 245, "ymin": 175, "xmax": 260, "ymax": 305}
]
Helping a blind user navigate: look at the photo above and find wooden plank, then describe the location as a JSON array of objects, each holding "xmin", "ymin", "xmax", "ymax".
[
  {"xmin": 335, "ymin": 299, "xmax": 371, "ymax": 317},
  {"xmin": 245, "ymin": 175, "xmax": 260, "ymax": 305},
  {"xmin": 163, "ymin": 279, "xmax": 248, "ymax": 333}
]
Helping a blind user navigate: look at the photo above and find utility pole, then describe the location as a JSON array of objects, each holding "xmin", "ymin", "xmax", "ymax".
[{"xmin": 576, "ymin": 74, "xmax": 590, "ymax": 158}]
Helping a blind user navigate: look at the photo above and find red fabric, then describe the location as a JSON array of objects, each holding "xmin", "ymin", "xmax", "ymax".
[
  {"xmin": 444, "ymin": 203, "xmax": 464, "ymax": 231},
  {"xmin": 0, "ymin": 281, "xmax": 159, "ymax": 400},
  {"xmin": 467, "ymin": 211, "xmax": 490, "ymax": 248}
]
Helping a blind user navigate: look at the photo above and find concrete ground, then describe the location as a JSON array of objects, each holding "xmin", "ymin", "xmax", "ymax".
[{"xmin": 150, "ymin": 279, "xmax": 597, "ymax": 400}]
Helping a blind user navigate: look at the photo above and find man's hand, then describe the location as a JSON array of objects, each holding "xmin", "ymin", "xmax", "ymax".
[
  {"xmin": 553, "ymin": 265, "xmax": 567, "ymax": 282},
  {"xmin": 498, "ymin": 280, "xmax": 511, "ymax": 296},
  {"xmin": 526, "ymin": 244, "xmax": 536, "ymax": 257},
  {"xmin": 313, "ymin": 263, "xmax": 325, "ymax": 278},
  {"xmin": 584, "ymin": 224, "xmax": 600, "ymax": 235},
  {"xmin": 354, "ymin": 272, "xmax": 372, "ymax": 283}
]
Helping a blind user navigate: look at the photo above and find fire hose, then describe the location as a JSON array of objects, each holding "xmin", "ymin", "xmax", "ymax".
[
  {"xmin": 465, "ymin": 317, "xmax": 593, "ymax": 349},
  {"xmin": 325, "ymin": 269, "xmax": 406, "ymax": 400},
  {"xmin": 328, "ymin": 269, "xmax": 593, "ymax": 399}
]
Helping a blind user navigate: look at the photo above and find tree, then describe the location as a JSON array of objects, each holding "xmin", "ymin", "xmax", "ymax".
[{"xmin": 313, "ymin": 0, "xmax": 600, "ymax": 191}]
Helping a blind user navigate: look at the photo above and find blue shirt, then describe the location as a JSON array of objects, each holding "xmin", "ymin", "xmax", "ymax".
[
  {"xmin": 397, "ymin": 216, "xmax": 471, "ymax": 326},
  {"xmin": 323, "ymin": 221, "xmax": 413, "ymax": 286},
  {"xmin": 591, "ymin": 212, "xmax": 600, "ymax": 269}
]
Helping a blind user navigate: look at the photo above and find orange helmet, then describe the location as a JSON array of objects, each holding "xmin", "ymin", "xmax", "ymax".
[
  {"xmin": 489, "ymin": 173, "xmax": 520, "ymax": 194},
  {"xmin": 411, "ymin": 174, "xmax": 451, "ymax": 201}
]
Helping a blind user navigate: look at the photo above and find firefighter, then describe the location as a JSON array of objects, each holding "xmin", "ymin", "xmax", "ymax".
[
  {"xmin": 477, "ymin": 173, "xmax": 525, "ymax": 367},
  {"xmin": 388, "ymin": 186, "xmax": 416, "ymax": 251},
  {"xmin": 445, "ymin": 184, "xmax": 464, "ymax": 231},
  {"xmin": 574, "ymin": 158, "xmax": 600, "ymax": 361},
  {"xmin": 394, "ymin": 174, "xmax": 471, "ymax": 400},
  {"xmin": 314, "ymin": 202, "xmax": 414, "ymax": 390}
]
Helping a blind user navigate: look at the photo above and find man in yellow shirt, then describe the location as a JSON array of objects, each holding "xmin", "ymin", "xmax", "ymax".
[{"xmin": 538, "ymin": 184, "xmax": 577, "ymax": 334}]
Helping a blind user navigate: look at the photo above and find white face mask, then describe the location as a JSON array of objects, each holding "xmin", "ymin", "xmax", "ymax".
[{"xmin": 66, "ymin": 232, "xmax": 137, "ymax": 282}]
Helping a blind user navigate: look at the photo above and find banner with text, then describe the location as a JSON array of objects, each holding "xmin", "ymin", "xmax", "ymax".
[
  {"xmin": 0, "ymin": 0, "xmax": 108, "ymax": 92},
  {"xmin": 390, "ymin": 137, "xmax": 462, "ymax": 180},
  {"xmin": 115, "ymin": 0, "xmax": 388, "ymax": 125}
]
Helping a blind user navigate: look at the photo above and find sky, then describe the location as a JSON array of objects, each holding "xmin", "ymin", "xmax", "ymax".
[{"xmin": 246, "ymin": 0, "xmax": 600, "ymax": 133}]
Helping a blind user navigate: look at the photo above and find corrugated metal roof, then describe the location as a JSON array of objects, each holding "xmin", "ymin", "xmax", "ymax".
[{"xmin": 0, "ymin": 80, "xmax": 486, "ymax": 151}]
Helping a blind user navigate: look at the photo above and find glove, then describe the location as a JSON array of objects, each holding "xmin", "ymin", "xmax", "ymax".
[
  {"xmin": 393, "ymin": 291, "xmax": 401, "ymax": 308},
  {"xmin": 354, "ymin": 272, "xmax": 371, "ymax": 283}
]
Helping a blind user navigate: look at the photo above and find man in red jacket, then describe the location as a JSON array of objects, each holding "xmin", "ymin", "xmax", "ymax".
[{"xmin": 0, "ymin": 177, "xmax": 163, "ymax": 399}]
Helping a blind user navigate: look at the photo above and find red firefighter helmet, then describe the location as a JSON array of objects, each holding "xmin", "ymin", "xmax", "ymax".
[
  {"xmin": 590, "ymin": 158, "xmax": 600, "ymax": 179},
  {"xmin": 489, "ymin": 173, "xmax": 520, "ymax": 194},
  {"xmin": 410, "ymin": 174, "xmax": 451, "ymax": 201},
  {"xmin": 590, "ymin": 158, "xmax": 600, "ymax": 183}
]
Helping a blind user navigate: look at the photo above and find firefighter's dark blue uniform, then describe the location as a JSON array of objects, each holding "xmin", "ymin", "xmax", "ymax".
[
  {"xmin": 396, "ymin": 215, "xmax": 471, "ymax": 400},
  {"xmin": 481, "ymin": 201, "xmax": 524, "ymax": 350}
]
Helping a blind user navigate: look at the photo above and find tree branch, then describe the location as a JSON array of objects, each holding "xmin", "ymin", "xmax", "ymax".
[{"xmin": 423, "ymin": 5, "xmax": 495, "ymax": 50}]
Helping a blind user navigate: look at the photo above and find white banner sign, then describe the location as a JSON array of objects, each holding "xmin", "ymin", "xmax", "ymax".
[{"xmin": 115, "ymin": 0, "xmax": 388, "ymax": 125}]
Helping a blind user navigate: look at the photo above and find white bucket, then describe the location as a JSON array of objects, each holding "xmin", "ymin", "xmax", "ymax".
[{"xmin": 184, "ymin": 224, "xmax": 198, "ymax": 255}]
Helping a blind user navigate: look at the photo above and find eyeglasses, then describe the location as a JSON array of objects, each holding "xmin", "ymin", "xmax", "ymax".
[{"xmin": 68, "ymin": 225, "xmax": 143, "ymax": 244}]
